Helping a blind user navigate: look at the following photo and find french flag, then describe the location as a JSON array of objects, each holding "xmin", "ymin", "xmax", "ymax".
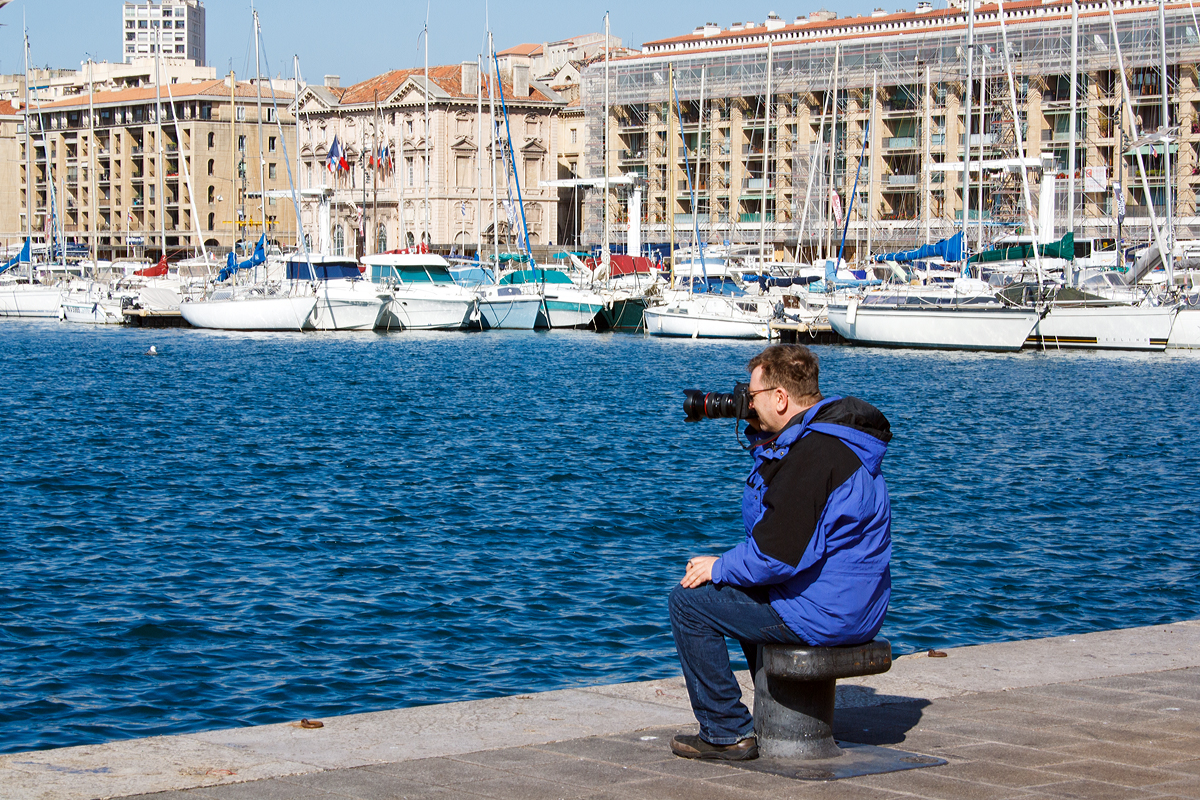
[{"xmin": 328, "ymin": 136, "xmax": 349, "ymax": 174}]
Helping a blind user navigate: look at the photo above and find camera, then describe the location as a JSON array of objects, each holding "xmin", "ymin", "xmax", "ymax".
[{"xmin": 683, "ymin": 382, "xmax": 755, "ymax": 422}]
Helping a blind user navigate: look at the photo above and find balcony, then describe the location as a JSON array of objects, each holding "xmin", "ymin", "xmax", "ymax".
[
  {"xmin": 742, "ymin": 178, "xmax": 773, "ymax": 192},
  {"xmin": 886, "ymin": 174, "xmax": 919, "ymax": 187},
  {"xmin": 885, "ymin": 136, "xmax": 918, "ymax": 149},
  {"xmin": 674, "ymin": 213, "xmax": 712, "ymax": 225},
  {"xmin": 739, "ymin": 212, "xmax": 775, "ymax": 223},
  {"xmin": 130, "ymin": 146, "xmax": 144, "ymax": 156},
  {"xmin": 619, "ymin": 149, "xmax": 646, "ymax": 161},
  {"xmin": 930, "ymin": 133, "xmax": 946, "ymax": 146},
  {"xmin": 742, "ymin": 144, "xmax": 765, "ymax": 156},
  {"xmin": 959, "ymin": 134, "xmax": 998, "ymax": 147}
]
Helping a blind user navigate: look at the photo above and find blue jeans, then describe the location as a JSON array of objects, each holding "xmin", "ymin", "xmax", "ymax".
[{"xmin": 669, "ymin": 582, "xmax": 807, "ymax": 745}]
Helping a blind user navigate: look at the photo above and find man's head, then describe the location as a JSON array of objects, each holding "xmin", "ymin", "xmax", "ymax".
[{"xmin": 746, "ymin": 345, "xmax": 823, "ymax": 433}]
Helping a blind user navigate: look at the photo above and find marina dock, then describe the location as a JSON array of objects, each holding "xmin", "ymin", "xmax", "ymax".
[
  {"xmin": 3, "ymin": 619, "xmax": 1198, "ymax": 800},
  {"xmin": 769, "ymin": 320, "xmax": 845, "ymax": 345}
]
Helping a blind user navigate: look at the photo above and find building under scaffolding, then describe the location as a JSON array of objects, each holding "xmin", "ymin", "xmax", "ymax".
[{"xmin": 580, "ymin": 0, "xmax": 1200, "ymax": 261}]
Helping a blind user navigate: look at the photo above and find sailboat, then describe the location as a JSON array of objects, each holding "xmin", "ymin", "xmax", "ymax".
[{"xmin": 0, "ymin": 241, "xmax": 63, "ymax": 318}]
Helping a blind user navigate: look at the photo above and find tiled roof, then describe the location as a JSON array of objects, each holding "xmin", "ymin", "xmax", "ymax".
[
  {"xmin": 330, "ymin": 64, "xmax": 553, "ymax": 106},
  {"xmin": 38, "ymin": 79, "xmax": 293, "ymax": 110},
  {"xmin": 498, "ymin": 43, "xmax": 544, "ymax": 57}
]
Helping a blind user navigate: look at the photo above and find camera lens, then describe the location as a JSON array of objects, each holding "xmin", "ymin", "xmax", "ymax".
[{"xmin": 683, "ymin": 389, "xmax": 738, "ymax": 421}]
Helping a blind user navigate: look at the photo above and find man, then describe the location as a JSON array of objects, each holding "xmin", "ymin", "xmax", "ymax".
[{"xmin": 668, "ymin": 344, "xmax": 892, "ymax": 761}]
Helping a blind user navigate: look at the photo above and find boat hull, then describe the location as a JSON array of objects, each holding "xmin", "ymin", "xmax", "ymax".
[
  {"xmin": 379, "ymin": 296, "xmax": 474, "ymax": 330},
  {"xmin": 539, "ymin": 297, "xmax": 603, "ymax": 329},
  {"xmin": 180, "ymin": 296, "xmax": 316, "ymax": 331},
  {"xmin": 596, "ymin": 298, "xmax": 648, "ymax": 332},
  {"xmin": 643, "ymin": 308, "xmax": 770, "ymax": 339},
  {"xmin": 1167, "ymin": 307, "xmax": 1200, "ymax": 349},
  {"xmin": 307, "ymin": 288, "xmax": 389, "ymax": 331},
  {"xmin": 478, "ymin": 296, "xmax": 541, "ymax": 330},
  {"xmin": 0, "ymin": 286, "xmax": 64, "ymax": 318},
  {"xmin": 828, "ymin": 302, "xmax": 1038, "ymax": 351},
  {"xmin": 1029, "ymin": 305, "xmax": 1176, "ymax": 351},
  {"xmin": 62, "ymin": 299, "xmax": 125, "ymax": 325}
]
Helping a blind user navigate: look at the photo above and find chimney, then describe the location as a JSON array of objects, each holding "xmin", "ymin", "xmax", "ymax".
[
  {"xmin": 461, "ymin": 61, "xmax": 478, "ymax": 91},
  {"xmin": 513, "ymin": 64, "xmax": 530, "ymax": 98},
  {"xmin": 324, "ymin": 75, "xmax": 340, "ymax": 89}
]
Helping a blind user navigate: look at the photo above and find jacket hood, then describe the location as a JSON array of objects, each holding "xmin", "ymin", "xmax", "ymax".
[{"xmin": 777, "ymin": 396, "xmax": 891, "ymax": 476}]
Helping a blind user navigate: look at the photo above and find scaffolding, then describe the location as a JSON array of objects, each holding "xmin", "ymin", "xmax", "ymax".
[{"xmin": 580, "ymin": 0, "xmax": 1200, "ymax": 257}]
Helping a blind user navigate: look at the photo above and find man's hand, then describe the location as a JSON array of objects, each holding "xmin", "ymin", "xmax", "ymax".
[{"xmin": 681, "ymin": 556, "xmax": 719, "ymax": 588}]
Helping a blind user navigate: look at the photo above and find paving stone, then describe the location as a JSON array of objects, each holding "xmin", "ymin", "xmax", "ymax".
[
  {"xmin": 940, "ymin": 742, "xmax": 1079, "ymax": 768},
  {"xmin": 1146, "ymin": 781, "xmax": 1200, "ymax": 800},
  {"xmin": 436, "ymin": 746, "xmax": 580, "ymax": 769},
  {"xmin": 118, "ymin": 794, "xmax": 205, "ymax": 800},
  {"xmin": 530, "ymin": 735, "xmax": 673, "ymax": 765},
  {"xmin": 1033, "ymin": 778, "xmax": 1166, "ymax": 799},
  {"xmin": 281, "ymin": 765, "xmax": 448, "ymax": 798},
  {"xmin": 448, "ymin": 773, "xmax": 597, "ymax": 800},
  {"xmin": 933, "ymin": 759, "xmax": 1072, "ymax": 788},
  {"xmin": 633, "ymin": 755, "xmax": 742, "ymax": 780},
  {"xmin": 364, "ymin": 756, "xmax": 510, "ymax": 784},
  {"xmin": 932, "ymin": 720, "xmax": 1091, "ymax": 749},
  {"xmin": 1022, "ymin": 683, "xmax": 1161, "ymax": 707},
  {"xmin": 513, "ymin": 757, "xmax": 662, "ymax": 788},
  {"xmin": 1038, "ymin": 758, "xmax": 1189, "ymax": 788},
  {"xmin": 1051, "ymin": 740, "xmax": 1196, "ymax": 768},
  {"xmin": 710, "ymin": 770, "xmax": 912, "ymax": 799},
  {"xmin": 188, "ymin": 779, "xmax": 334, "ymax": 799},
  {"xmin": 577, "ymin": 776, "xmax": 759, "ymax": 800},
  {"xmin": 852, "ymin": 767, "xmax": 1025, "ymax": 799},
  {"xmin": 1154, "ymin": 738, "xmax": 1200, "ymax": 758}
]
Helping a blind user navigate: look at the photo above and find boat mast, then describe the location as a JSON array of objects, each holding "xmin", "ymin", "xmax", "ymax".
[
  {"xmin": 165, "ymin": 80, "xmax": 210, "ymax": 266},
  {"xmin": 866, "ymin": 70, "xmax": 877, "ymax": 260},
  {"xmin": 87, "ymin": 57, "xmax": 97, "ymax": 270},
  {"xmin": 824, "ymin": 44, "xmax": 839, "ymax": 262},
  {"xmin": 961, "ymin": 0, "xmax": 975, "ymax": 253},
  {"xmin": 921, "ymin": 66, "xmax": 931, "ymax": 245},
  {"xmin": 476, "ymin": 54, "xmax": 483, "ymax": 255},
  {"xmin": 759, "ymin": 42, "xmax": 772, "ymax": 267},
  {"xmin": 22, "ymin": 23, "xmax": 32, "ymax": 266},
  {"xmin": 1068, "ymin": 0, "xmax": 1079, "ymax": 286},
  {"xmin": 603, "ymin": 11, "xmax": 609, "ymax": 272},
  {"xmin": 155, "ymin": 28, "xmax": 166, "ymax": 264},
  {"xmin": 488, "ymin": 32, "xmax": 500, "ymax": 262},
  {"xmin": 1157, "ymin": 0, "xmax": 1174, "ymax": 285},
  {"xmin": 797, "ymin": 75, "xmax": 832, "ymax": 263},
  {"xmin": 423, "ymin": 20, "xmax": 431, "ymax": 248},
  {"xmin": 373, "ymin": 91, "xmax": 379, "ymax": 254},
  {"xmin": 976, "ymin": 52, "xmax": 985, "ymax": 251},
  {"xmin": 253, "ymin": 7, "xmax": 268, "ymax": 260}
]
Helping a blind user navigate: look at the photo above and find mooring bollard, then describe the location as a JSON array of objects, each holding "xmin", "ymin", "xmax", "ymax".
[{"xmin": 754, "ymin": 638, "xmax": 893, "ymax": 760}]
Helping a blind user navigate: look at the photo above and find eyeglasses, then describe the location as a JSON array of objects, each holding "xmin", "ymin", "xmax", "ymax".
[{"xmin": 746, "ymin": 387, "xmax": 778, "ymax": 400}]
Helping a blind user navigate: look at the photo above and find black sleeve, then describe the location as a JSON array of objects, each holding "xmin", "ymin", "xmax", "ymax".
[{"xmin": 752, "ymin": 432, "xmax": 863, "ymax": 567}]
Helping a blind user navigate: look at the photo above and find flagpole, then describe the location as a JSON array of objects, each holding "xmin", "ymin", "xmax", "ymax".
[
  {"xmin": 488, "ymin": 32, "xmax": 499, "ymax": 263},
  {"xmin": 373, "ymin": 90, "xmax": 379, "ymax": 254}
]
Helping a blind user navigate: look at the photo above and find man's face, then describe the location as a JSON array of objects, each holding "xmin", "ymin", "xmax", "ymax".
[{"xmin": 748, "ymin": 365, "xmax": 788, "ymax": 434}]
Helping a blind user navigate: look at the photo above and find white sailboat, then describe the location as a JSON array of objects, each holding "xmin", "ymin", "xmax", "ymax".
[
  {"xmin": 644, "ymin": 293, "xmax": 772, "ymax": 339},
  {"xmin": 363, "ymin": 253, "xmax": 477, "ymax": 330},
  {"xmin": 827, "ymin": 295, "xmax": 1038, "ymax": 351},
  {"xmin": 286, "ymin": 256, "xmax": 389, "ymax": 331}
]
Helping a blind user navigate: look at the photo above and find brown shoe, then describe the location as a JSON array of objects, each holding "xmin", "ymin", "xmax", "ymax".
[{"xmin": 670, "ymin": 734, "xmax": 758, "ymax": 761}]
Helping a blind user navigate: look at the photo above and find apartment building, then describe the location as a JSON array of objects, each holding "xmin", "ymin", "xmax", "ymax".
[
  {"xmin": 24, "ymin": 76, "xmax": 296, "ymax": 259},
  {"xmin": 122, "ymin": 0, "xmax": 206, "ymax": 66},
  {"xmin": 581, "ymin": 0, "xmax": 1200, "ymax": 258},
  {"xmin": 292, "ymin": 63, "xmax": 565, "ymax": 257}
]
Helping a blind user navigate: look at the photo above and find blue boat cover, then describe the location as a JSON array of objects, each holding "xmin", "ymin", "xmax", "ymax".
[
  {"xmin": 874, "ymin": 232, "xmax": 964, "ymax": 264},
  {"xmin": 0, "ymin": 239, "xmax": 30, "ymax": 274},
  {"xmin": 285, "ymin": 260, "xmax": 360, "ymax": 281},
  {"xmin": 217, "ymin": 235, "xmax": 267, "ymax": 282}
]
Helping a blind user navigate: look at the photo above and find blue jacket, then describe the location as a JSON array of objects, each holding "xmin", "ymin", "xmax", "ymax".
[{"xmin": 710, "ymin": 396, "xmax": 892, "ymax": 646}]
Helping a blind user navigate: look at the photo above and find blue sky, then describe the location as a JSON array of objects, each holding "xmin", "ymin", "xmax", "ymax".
[{"xmin": 1, "ymin": 0, "xmax": 920, "ymax": 86}]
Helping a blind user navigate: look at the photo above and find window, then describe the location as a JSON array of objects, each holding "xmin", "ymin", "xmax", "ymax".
[
  {"xmin": 268, "ymin": 136, "xmax": 276, "ymax": 153},
  {"xmin": 423, "ymin": 156, "xmax": 429, "ymax": 184},
  {"xmin": 235, "ymin": 106, "xmax": 245, "ymax": 122},
  {"xmin": 406, "ymin": 157, "xmax": 414, "ymax": 186},
  {"xmin": 376, "ymin": 223, "xmax": 387, "ymax": 253},
  {"xmin": 207, "ymin": 212, "xmax": 214, "ymax": 230},
  {"xmin": 208, "ymin": 132, "xmax": 215, "ymax": 148},
  {"xmin": 238, "ymin": 135, "xmax": 245, "ymax": 151},
  {"xmin": 207, "ymin": 186, "xmax": 215, "ymax": 203},
  {"xmin": 268, "ymin": 163, "xmax": 277, "ymax": 180},
  {"xmin": 333, "ymin": 225, "xmax": 345, "ymax": 256},
  {"xmin": 207, "ymin": 158, "xmax": 214, "ymax": 176},
  {"xmin": 570, "ymin": 128, "xmax": 577, "ymax": 144},
  {"xmin": 524, "ymin": 159, "xmax": 538, "ymax": 187},
  {"xmin": 455, "ymin": 156, "xmax": 470, "ymax": 187},
  {"xmin": 266, "ymin": 107, "xmax": 276, "ymax": 124}
]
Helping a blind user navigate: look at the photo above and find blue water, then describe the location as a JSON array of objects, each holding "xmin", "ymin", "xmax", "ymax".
[{"xmin": 2, "ymin": 321, "xmax": 1199, "ymax": 755}]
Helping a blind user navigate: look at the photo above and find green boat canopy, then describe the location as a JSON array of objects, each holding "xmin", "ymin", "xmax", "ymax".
[
  {"xmin": 499, "ymin": 268, "xmax": 574, "ymax": 285},
  {"xmin": 968, "ymin": 232, "xmax": 1074, "ymax": 265}
]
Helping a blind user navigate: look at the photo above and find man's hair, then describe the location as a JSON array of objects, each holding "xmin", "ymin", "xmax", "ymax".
[{"xmin": 748, "ymin": 345, "xmax": 821, "ymax": 403}]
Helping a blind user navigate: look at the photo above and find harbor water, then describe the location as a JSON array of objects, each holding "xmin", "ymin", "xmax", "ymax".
[{"xmin": 2, "ymin": 320, "xmax": 1198, "ymax": 755}]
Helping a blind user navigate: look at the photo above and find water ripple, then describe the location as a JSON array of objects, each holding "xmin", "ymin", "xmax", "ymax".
[{"xmin": 1, "ymin": 321, "xmax": 1198, "ymax": 753}]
